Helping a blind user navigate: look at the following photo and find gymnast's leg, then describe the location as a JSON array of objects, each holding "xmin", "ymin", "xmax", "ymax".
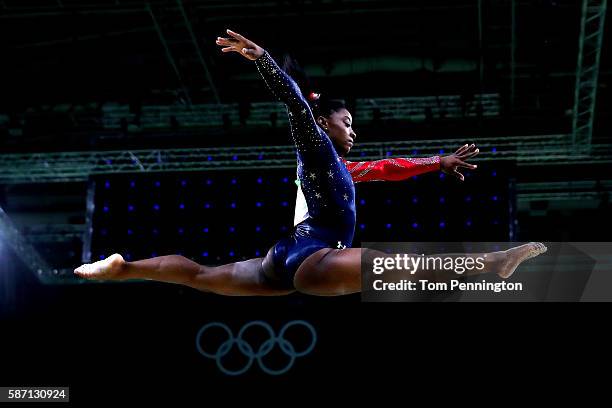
[
  {"xmin": 74, "ymin": 253, "xmax": 294, "ymax": 296},
  {"xmin": 293, "ymin": 242, "xmax": 547, "ymax": 296}
]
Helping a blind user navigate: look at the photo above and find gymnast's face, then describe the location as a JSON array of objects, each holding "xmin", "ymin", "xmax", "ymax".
[{"xmin": 317, "ymin": 108, "xmax": 357, "ymax": 156}]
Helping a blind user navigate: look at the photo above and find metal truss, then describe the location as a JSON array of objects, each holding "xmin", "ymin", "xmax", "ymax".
[
  {"xmin": 572, "ymin": 0, "xmax": 608, "ymax": 152},
  {"xmin": 0, "ymin": 205, "xmax": 55, "ymax": 283},
  {"xmin": 517, "ymin": 180, "xmax": 612, "ymax": 211},
  {"xmin": 3, "ymin": 134, "xmax": 612, "ymax": 184},
  {"xmin": 146, "ymin": 0, "xmax": 220, "ymax": 105},
  {"xmin": 22, "ymin": 224, "xmax": 85, "ymax": 243}
]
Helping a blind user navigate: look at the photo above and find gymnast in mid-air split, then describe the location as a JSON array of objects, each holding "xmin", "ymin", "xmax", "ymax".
[{"xmin": 74, "ymin": 29, "xmax": 547, "ymax": 296}]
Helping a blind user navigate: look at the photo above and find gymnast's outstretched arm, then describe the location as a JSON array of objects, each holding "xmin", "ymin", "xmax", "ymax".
[
  {"xmin": 345, "ymin": 143, "xmax": 479, "ymax": 183},
  {"xmin": 216, "ymin": 30, "xmax": 321, "ymax": 143}
]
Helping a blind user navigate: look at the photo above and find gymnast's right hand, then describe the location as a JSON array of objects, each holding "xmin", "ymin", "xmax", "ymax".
[{"xmin": 215, "ymin": 29, "xmax": 265, "ymax": 61}]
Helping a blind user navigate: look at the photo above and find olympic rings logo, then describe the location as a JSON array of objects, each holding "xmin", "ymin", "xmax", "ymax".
[{"xmin": 195, "ymin": 320, "xmax": 317, "ymax": 376}]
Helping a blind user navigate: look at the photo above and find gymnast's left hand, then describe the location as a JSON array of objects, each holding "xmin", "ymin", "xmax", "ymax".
[
  {"xmin": 440, "ymin": 144, "xmax": 479, "ymax": 181},
  {"xmin": 215, "ymin": 29, "xmax": 265, "ymax": 61}
]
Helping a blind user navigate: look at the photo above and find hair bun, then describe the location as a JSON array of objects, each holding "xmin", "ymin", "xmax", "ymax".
[{"xmin": 307, "ymin": 92, "xmax": 321, "ymax": 101}]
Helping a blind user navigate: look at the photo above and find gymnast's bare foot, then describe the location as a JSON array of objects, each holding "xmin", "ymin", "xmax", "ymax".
[
  {"xmin": 497, "ymin": 242, "xmax": 547, "ymax": 279},
  {"xmin": 74, "ymin": 253, "xmax": 126, "ymax": 281}
]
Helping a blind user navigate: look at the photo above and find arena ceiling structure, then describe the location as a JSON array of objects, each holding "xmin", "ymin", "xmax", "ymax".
[{"xmin": 1, "ymin": 0, "xmax": 609, "ymax": 146}]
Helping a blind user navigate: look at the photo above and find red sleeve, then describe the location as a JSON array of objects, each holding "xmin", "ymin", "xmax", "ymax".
[{"xmin": 342, "ymin": 156, "xmax": 440, "ymax": 183}]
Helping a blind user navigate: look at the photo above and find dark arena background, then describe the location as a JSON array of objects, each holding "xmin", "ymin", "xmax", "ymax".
[{"xmin": 0, "ymin": 0, "xmax": 611, "ymax": 404}]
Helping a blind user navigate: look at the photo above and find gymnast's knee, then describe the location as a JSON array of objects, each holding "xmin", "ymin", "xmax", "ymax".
[
  {"xmin": 293, "ymin": 269, "xmax": 318, "ymax": 295},
  {"xmin": 293, "ymin": 258, "xmax": 330, "ymax": 295}
]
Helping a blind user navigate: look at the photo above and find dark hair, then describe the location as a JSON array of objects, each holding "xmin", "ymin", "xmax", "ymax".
[
  {"xmin": 281, "ymin": 53, "xmax": 347, "ymax": 119},
  {"xmin": 310, "ymin": 97, "xmax": 347, "ymax": 120}
]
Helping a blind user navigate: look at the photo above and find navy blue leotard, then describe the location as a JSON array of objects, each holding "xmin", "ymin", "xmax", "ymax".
[{"xmin": 254, "ymin": 51, "xmax": 356, "ymax": 289}]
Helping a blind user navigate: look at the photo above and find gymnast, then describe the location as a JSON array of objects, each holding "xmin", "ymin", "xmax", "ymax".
[{"xmin": 74, "ymin": 29, "xmax": 546, "ymax": 296}]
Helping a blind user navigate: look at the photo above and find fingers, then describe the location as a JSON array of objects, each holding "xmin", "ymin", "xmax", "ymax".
[
  {"xmin": 461, "ymin": 148, "xmax": 479, "ymax": 159},
  {"xmin": 455, "ymin": 144, "xmax": 469, "ymax": 155},
  {"xmin": 447, "ymin": 146, "xmax": 479, "ymax": 181},
  {"xmin": 454, "ymin": 143, "xmax": 476, "ymax": 156},
  {"xmin": 457, "ymin": 144, "xmax": 479, "ymax": 159},
  {"xmin": 226, "ymin": 29, "xmax": 246, "ymax": 42},
  {"xmin": 216, "ymin": 36, "xmax": 237, "ymax": 53},
  {"xmin": 457, "ymin": 159, "xmax": 477, "ymax": 170},
  {"xmin": 216, "ymin": 30, "xmax": 257, "ymax": 59},
  {"xmin": 216, "ymin": 37, "xmax": 236, "ymax": 46}
]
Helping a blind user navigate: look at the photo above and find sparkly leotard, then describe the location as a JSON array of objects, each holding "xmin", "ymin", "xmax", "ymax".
[
  {"xmin": 255, "ymin": 51, "xmax": 441, "ymax": 289},
  {"xmin": 255, "ymin": 50, "xmax": 356, "ymax": 288}
]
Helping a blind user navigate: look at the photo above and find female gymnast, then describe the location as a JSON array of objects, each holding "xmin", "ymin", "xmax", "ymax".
[{"xmin": 74, "ymin": 29, "xmax": 547, "ymax": 296}]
